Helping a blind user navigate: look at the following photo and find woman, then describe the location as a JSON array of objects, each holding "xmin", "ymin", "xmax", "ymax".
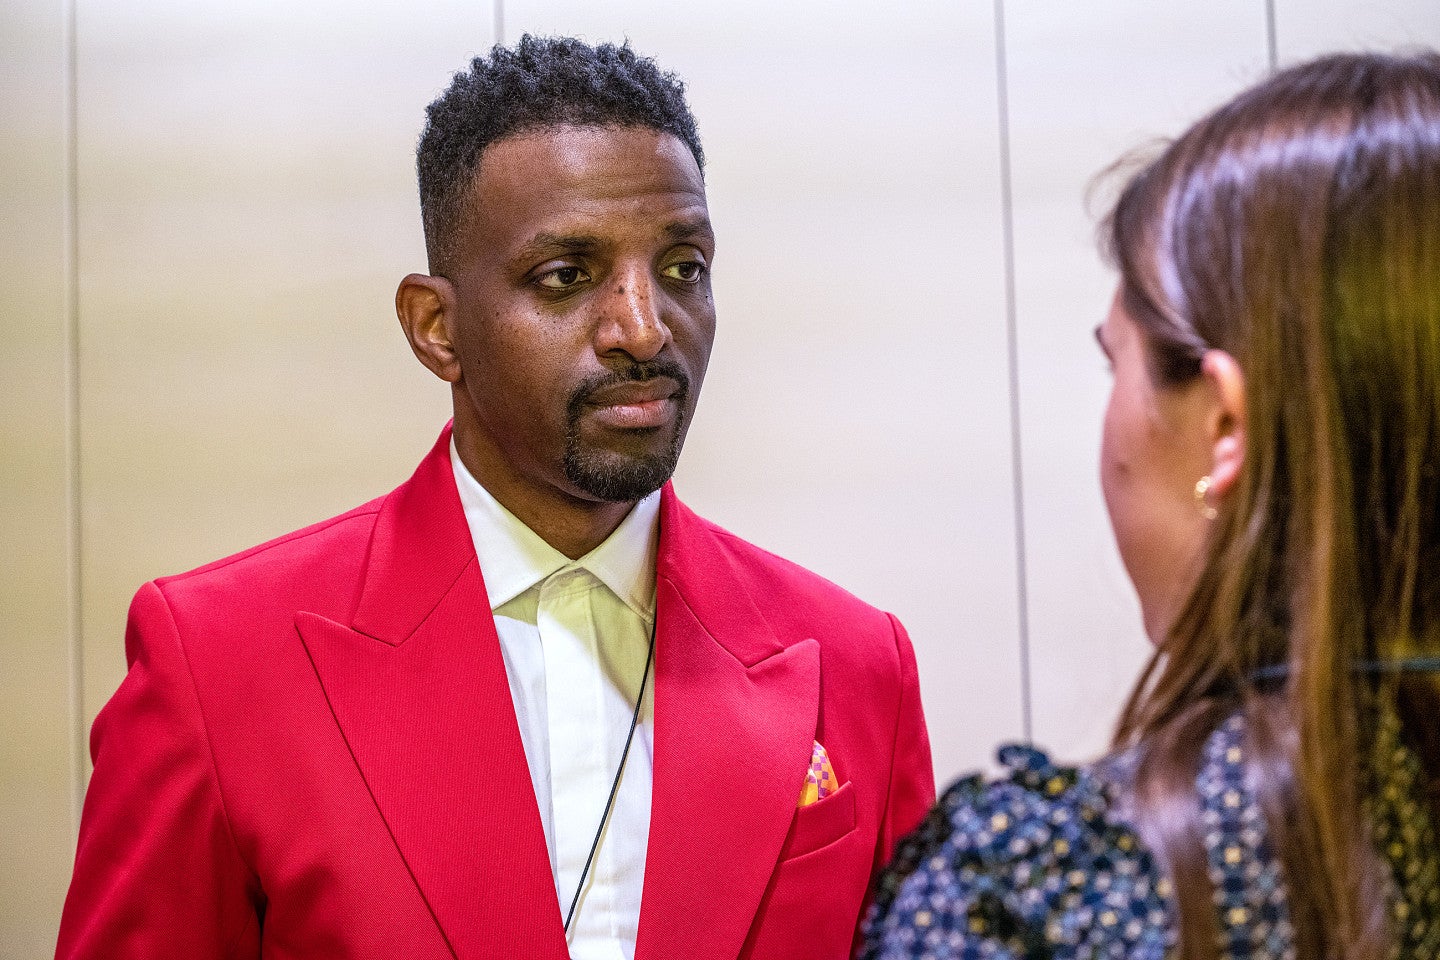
[{"xmin": 862, "ymin": 51, "xmax": 1440, "ymax": 959}]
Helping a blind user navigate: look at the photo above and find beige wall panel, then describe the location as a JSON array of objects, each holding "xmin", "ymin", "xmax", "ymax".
[
  {"xmin": 77, "ymin": 4, "xmax": 488, "ymax": 732},
  {"xmin": 1, "ymin": 0, "xmax": 78, "ymax": 954},
  {"xmin": 506, "ymin": 1, "xmax": 1024, "ymax": 780},
  {"xmin": 1006, "ymin": 1, "xmax": 1271, "ymax": 761},
  {"xmin": 1275, "ymin": 0, "xmax": 1440, "ymax": 59}
]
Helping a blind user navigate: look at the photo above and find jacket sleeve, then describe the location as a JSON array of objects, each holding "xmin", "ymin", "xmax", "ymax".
[
  {"xmin": 55, "ymin": 581, "xmax": 261, "ymax": 960},
  {"xmin": 850, "ymin": 614, "xmax": 935, "ymax": 957},
  {"xmin": 876, "ymin": 614, "xmax": 935, "ymax": 866}
]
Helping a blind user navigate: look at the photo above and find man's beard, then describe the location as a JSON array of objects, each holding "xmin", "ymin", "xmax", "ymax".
[{"xmin": 562, "ymin": 360, "xmax": 692, "ymax": 503}]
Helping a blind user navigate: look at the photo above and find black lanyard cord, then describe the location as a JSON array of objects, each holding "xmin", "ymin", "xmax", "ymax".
[{"xmin": 563, "ymin": 619, "xmax": 658, "ymax": 936}]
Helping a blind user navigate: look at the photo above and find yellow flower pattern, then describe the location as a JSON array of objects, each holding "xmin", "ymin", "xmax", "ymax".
[{"xmin": 860, "ymin": 709, "xmax": 1439, "ymax": 959}]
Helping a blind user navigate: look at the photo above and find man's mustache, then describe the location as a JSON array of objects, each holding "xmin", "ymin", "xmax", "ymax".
[{"xmin": 569, "ymin": 361, "xmax": 692, "ymax": 413}]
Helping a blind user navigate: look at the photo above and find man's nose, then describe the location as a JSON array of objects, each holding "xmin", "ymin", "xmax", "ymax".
[{"xmin": 595, "ymin": 264, "xmax": 670, "ymax": 362}]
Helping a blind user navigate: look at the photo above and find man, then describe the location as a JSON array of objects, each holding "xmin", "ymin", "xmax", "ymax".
[{"xmin": 57, "ymin": 36, "xmax": 933, "ymax": 960}]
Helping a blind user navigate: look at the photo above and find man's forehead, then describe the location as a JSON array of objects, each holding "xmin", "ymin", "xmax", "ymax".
[
  {"xmin": 475, "ymin": 125, "xmax": 703, "ymax": 194},
  {"xmin": 465, "ymin": 125, "xmax": 710, "ymax": 247}
]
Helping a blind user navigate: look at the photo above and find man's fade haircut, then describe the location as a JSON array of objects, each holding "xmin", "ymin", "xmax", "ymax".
[{"xmin": 417, "ymin": 34, "xmax": 705, "ymax": 274}]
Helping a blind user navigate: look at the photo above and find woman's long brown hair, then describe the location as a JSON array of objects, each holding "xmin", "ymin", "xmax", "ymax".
[{"xmin": 1106, "ymin": 51, "xmax": 1440, "ymax": 959}]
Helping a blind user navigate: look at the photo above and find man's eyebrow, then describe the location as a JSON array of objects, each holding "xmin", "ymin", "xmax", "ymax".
[
  {"xmin": 663, "ymin": 217, "xmax": 715, "ymax": 244},
  {"xmin": 514, "ymin": 232, "xmax": 604, "ymax": 261},
  {"xmin": 511, "ymin": 221, "xmax": 714, "ymax": 266}
]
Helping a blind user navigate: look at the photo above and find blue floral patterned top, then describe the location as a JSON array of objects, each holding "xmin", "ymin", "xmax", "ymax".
[{"xmin": 860, "ymin": 713, "xmax": 1439, "ymax": 960}]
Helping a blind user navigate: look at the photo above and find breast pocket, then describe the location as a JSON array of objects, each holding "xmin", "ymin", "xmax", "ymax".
[
  {"xmin": 779, "ymin": 780, "xmax": 857, "ymax": 861},
  {"xmin": 742, "ymin": 782, "xmax": 871, "ymax": 959}
]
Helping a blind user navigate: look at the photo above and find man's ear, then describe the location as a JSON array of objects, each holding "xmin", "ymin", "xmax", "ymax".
[
  {"xmin": 1200, "ymin": 349, "xmax": 1246, "ymax": 498},
  {"xmin": 396, "ymin": 273, "xmax": 462, "ymax": 383}
]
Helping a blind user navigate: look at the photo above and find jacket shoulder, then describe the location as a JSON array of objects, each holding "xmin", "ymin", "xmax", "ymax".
[
  {"xmin": 150, "ymin": 495, "xmax": 386, "ymax": 604},
  {"xmin": 700, "ymin": 518, "xmax": 883, "ymax": 608},
  {"xmin": 698, "ymin": 516, "xmax": 898, "ymax": 637}
]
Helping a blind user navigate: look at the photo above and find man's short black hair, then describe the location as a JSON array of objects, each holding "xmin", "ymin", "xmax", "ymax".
[{"xmin": 417, "ymin": 34, "xmax": 705, "ymax": 273}]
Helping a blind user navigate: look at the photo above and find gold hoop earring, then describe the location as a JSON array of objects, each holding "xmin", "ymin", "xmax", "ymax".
[{"xmin": 1194, "ymin": 476, "xmax": 1218, "ymax": 520}]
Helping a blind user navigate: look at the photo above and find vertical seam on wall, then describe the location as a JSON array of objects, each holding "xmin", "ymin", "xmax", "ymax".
[
  {"xmin": 493, "ymin": 0, "xmax": 505, "ymax": 47},
  {"xmin": 64, "ymin": 0, "xmax": 84, "ymax": 835},
  {"xmin": 1266, "ymin": 0, "xmax": 1279, "ymax": 71},
  {"xmin": 993, "ymin": 0, "xmax": 1032, "ymax": 743}
]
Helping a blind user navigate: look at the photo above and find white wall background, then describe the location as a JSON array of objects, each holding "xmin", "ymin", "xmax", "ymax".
[{"xmin": 3, "ymin": 0, "xmax": 1437, "ymax": 954}]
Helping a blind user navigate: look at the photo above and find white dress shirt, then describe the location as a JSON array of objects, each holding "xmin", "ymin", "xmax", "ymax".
[{"xmin": 451, "ymin": 441, "xmax": 656, "ymax": 960}]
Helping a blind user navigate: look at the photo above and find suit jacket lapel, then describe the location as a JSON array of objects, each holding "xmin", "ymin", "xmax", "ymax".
[
  {"xmin": 297, "ymin": 428, "xmax": 568, "ymax": 960},
  {"xmin": 636, "ymin": 488, "xmax": 821, "ymax": 960}
]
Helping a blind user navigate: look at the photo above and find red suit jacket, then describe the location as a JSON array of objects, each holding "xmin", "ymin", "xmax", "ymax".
[{"xmin": 57, "ymin": 427, "xmax": 934, "ymax": 960}]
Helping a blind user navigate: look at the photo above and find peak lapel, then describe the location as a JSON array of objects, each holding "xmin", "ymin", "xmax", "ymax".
[
  {"xmin": 297, "ymin": 427, "xmax": 567, "ymax": 960},
  {"xmin": 636, "ymin": 489, "xmax": 821, "ymax": 960}
]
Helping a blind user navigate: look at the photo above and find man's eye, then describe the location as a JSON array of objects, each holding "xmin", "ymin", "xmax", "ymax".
[
  {"xmin": 663, "ymin": 261, "xmax": 705, "ymax": 283},
  {"xmin": 536, "ymin": 266, "xmax": 589, "ymax": 289}
]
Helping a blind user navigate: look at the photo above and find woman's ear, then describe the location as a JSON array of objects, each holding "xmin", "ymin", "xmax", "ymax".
[
  {"xmin": 396, "ymin": 273, "xmax": 462, "ymax": 383},
  {"xmin": 1200, "ymin": 349, "xmax": 1246, "ymax": 498}
]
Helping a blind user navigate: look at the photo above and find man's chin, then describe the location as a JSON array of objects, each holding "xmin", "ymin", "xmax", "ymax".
[{"xmin": 562, "ymin": 445, "xmax": 679, "ymax": 504}]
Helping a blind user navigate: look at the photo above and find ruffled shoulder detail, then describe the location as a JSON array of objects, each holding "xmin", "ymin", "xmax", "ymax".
[{"xmin": 860, "ymin": 745, "xmax": 1173, "ymax": 960}]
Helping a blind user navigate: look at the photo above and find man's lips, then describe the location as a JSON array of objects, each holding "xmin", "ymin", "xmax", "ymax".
[{"xmin": 581, "ymin": 378, "xmax": 681, "ymax": 430}]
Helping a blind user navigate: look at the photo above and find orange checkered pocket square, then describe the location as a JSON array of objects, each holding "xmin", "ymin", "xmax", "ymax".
[{"xmin": 797, "ymin": 740, "xmax": 837, "ymax": 807}]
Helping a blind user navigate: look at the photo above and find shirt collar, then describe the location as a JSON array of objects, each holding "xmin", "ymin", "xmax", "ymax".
[{"xmin": 450, "ymin": 439, "xmax": 659, "ymax": 621}]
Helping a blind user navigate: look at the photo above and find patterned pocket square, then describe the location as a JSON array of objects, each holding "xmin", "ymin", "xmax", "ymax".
[{"xmin": 797, "ymin": 740, "xmax": 837, "ymax": 807}]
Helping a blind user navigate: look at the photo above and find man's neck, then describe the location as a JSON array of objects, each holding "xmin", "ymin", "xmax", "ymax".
[
  {"xmin": 451, "ymin": 432, "xmax": 633, "ymax": 561},
  {"xmin": 498, "ymin": 494, "xmax": 631, "ymax": 561}
]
